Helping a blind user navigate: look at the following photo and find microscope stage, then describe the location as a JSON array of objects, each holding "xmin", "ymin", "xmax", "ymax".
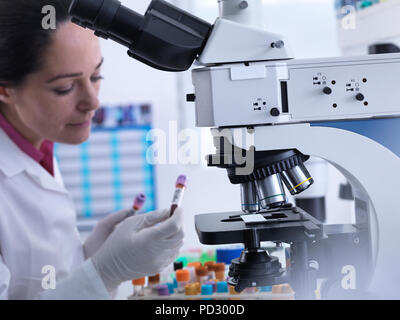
[{"xmin": 195, "ymin": 207, "xmax": 323, "ymax": 245}]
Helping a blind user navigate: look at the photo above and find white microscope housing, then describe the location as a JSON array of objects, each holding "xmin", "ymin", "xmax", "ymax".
[{"xmin": 191, "ymin": 0, "xmax": 400, "ymax": 299}]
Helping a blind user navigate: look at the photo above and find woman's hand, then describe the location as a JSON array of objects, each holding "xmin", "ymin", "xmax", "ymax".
[
  {"xmin": 90, "ymin": 208, "xmax": 184, "ymax": 292},
  {"xmin": 83, "ymin": 209, "xmax": 131, "ymax": 259}
]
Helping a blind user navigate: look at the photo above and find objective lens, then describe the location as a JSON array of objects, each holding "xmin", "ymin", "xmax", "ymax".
[
  {"xmin": 281, "ymin": 163, "xmax": 314, "ymax": 195},
  {"xmin": 254, "ymin": 174, "xmax": 286, "ymax": 209},
  {"xmin": 240, "ymin": 182, "xmax": 259, "ymax": 214}
]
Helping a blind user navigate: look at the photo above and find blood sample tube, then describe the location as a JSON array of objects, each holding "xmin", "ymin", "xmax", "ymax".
[
  {"xmin": 196, "ymin": 266, "xmax": 209, "ymax": 285},
  {"xmin": 176, "ymin": 269, "xmax": 190, "ymax": 294},
  {"xmin": 170, "ymin": 175, "xmax": 187, "ymax": 217},
  {"xmin": 147, "ymin": 274, "xmax": 160, "ymax": 295},
  {"xmin": 127, "ymin": 193, "xmax": 146, "ymax": 217},
  {"xmin": 213, "ymin": 263, "xmax": 226, "ymax": 281},
  {"xmin": 132, "ymin": 278, "xmax": 145, "ymax": 297}
]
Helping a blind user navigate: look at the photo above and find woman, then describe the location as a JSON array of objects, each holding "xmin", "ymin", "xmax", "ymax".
[{"xmin": 0, "ymin": 0, "xmax": 184, "ymax": 300}]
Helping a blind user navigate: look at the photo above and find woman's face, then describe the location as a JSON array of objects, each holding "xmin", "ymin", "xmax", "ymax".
[{"xmin": 6, "ymin": 22, "xmax": 103, "ymax": 146}]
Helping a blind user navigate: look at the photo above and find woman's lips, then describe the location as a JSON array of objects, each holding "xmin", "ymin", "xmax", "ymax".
[{"xmin": 67, "ymin": 120, "xmax": 91, "ymax": 127}]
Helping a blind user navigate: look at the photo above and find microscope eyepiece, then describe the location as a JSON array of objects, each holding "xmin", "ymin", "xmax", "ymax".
[
  {"xmin": 69, "ymin": 0, "xmax": 102, "ymax": 25},
  {"xmin": 69, "ymin": 0, "xmax": 213, "ymax": 72}
]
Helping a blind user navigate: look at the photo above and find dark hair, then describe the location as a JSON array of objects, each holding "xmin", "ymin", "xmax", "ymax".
[{"xmin": 0, "ymin": 0, "xmax": 72, "ymax": 87}]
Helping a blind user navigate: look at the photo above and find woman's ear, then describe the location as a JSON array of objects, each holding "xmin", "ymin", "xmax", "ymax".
[{"xmin": 0, "ymin": 85, "xmax": 15, "ymax": 106}]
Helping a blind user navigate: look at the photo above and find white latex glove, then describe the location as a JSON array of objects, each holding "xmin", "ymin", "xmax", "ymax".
[
  {"xmin": 83, "ymin": 209, "xmax": 131, "ymax": 259},
  {"xmin": 91, "ymin": 208, "xmax": 184, "ymax": 292}
]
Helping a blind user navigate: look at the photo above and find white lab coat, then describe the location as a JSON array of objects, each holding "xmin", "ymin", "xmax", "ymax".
[{"xmin": 0, "ymin": 128, "xmax": 110, "ymax": 299}]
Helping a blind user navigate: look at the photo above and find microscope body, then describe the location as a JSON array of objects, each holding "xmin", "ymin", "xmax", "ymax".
[{"xmin": 191, "ymin": 3, "xmax": 400, "ymax": 299}]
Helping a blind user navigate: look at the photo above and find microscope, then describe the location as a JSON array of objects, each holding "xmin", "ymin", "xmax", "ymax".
[{"xmin": 69, "ymin": 0, "xmax": 400, "ymax": 299}]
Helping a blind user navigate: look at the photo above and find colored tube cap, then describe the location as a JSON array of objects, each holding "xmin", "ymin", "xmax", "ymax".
[
  {"xmin": 176, "ymin": 175, "xmax": 187, "ymax": 187},
  {"xmin": 187, "ymin": 262, "xmax": 202, "ymax": 269},
  {"xmin": 195, "ymin": 266, "xmax": 208, "ymax": 277},
  {"xmin": 176, "ymin": 256, "xmax": 188, "ymax": 267},
  {"xmin": 217, "ymin": 281, "xmax": 228, "ymax": 293},
  {"xmin": 133, "ymin": 193, "xmax": 146, "ymax": 209},
  {"xmin": 185, "ymin": 284, "xmax": 199, "ymax": 296},
  {"xmin": 176, "ymin": 269, "xmax": 190, "ymax": 282},
  {"xmin": 204, "ymin": 261, "xmax": 215, "ymax": 270},
  {"xmin": 201, "ymin": 284, "xmax": 213, "ymax": 296},
  {"xmin": 167, "ymin": 282, "xmax": 174, "ymax": 294},
  {"xmin": 148, "ymin": 274, "xmax": 160, "ymax": 284},
  {"xmin": 132, "ymin": 278, "xmax": 145, "ymax": 286},
  {"xmin": 174, "ymin": 261, "xmax": 184, "ymax": 271},
  {"xmin": 157, "ymin": 284, "xmax": 170, "ymax": 296},
  {"xmin": 194, "ymin": 282, "xmax": 201, "ymax": 293},
  {"xmin": 213, "ymin": 263, "xmax": 225, "ymax": 272},
  {"xmin": 204, "ymin": 281, "xmax": 217, "ymax": 293}
]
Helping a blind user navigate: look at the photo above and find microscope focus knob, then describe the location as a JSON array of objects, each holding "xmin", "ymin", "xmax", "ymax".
[
  {"xmin": 270, "ymin": 108, "xmax": 280, "ymax": 117},
  {"xmin": 323, "ymin": 87, "xmax": 332, "ymax": 95},
  {"xmin": 356, "ymin": 93, "xmax": 365, "ymax": 101}
]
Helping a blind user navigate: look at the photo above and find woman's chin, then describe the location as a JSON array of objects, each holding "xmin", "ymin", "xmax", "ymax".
[
  {"xmin": 58, "ymin": 130, "xmax": 91, "ymax": 145},
  {"xmin": 63, "ymin": 122, "xmax": 93, "ymax": 143}
]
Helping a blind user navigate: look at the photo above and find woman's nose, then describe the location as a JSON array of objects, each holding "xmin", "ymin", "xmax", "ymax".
[{"xmin": 77, "ymin": 82, "xmax": 100, "ymax": 112}]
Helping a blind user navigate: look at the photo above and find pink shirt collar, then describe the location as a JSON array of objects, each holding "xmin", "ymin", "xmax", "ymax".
[{"xmin": 0, "ymin": 112, "xmax": 54, "ymax": 176}]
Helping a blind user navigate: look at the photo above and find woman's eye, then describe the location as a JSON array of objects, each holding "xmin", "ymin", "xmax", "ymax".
[
  {"xmin": 52, "ymin": 76, "xmax": 103, "ymax": 96},
  {"xmin": 91, "ymin": 75, "xmax": 104, "ymax": 82},
  {"xmin": 53, "ymin": 85, "xmax": 74, "ymax": 96}
]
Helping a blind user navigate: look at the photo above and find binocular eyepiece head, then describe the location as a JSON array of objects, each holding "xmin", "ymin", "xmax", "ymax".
[{"xmin": 69, "ymin": 0, "xmax": 212, "ymax": 71}]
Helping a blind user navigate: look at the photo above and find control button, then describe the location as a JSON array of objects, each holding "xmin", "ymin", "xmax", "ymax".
[
  {"xmin": 356, "ymin": 93, "xmax": 365, "ymax": 101},
  {"xmin": 186, "ymin": 94, "xmax": 196, "ymax": 102},
  {"xmin": 323, "ymin": 87, "xmax": 332, "ymax": 95},
  {"xmin": 271, "ymin": 40, "xmax": 285, "ymax": 49},
  {"xmin": 270, "ymin": 108, "xmax": 280, "ymax": 117}
]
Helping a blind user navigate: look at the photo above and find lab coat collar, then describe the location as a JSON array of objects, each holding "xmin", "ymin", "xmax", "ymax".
[{"xmin": 0, "ymin": 128, "xmax": 68, "ymax": 195}]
